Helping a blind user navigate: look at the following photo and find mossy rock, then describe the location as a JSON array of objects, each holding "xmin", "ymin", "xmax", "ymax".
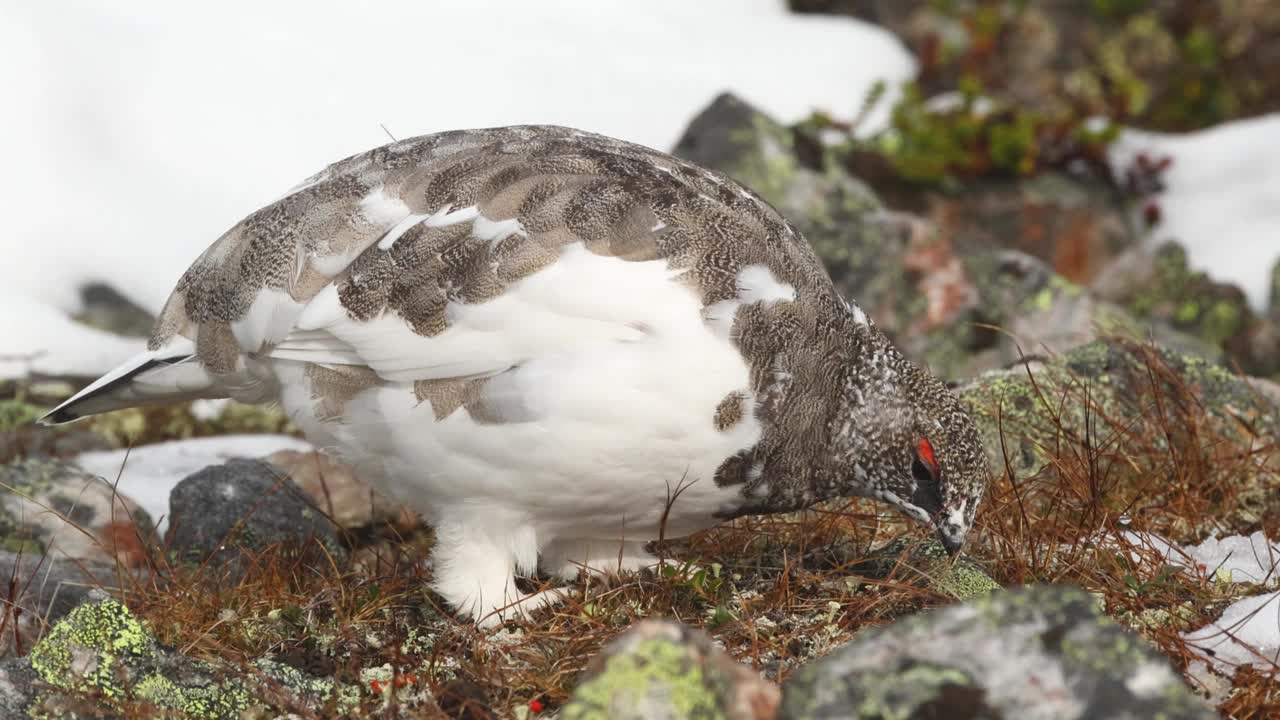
[
  {"xmin": 959, "ymin": 337, "xmax": 1280, "ymax": 535},
  {"xmin": 23, "ymin": 596, "xmax": 339, "ymax": 719},
  {"xmin": 1097, "ymin": 242, "xmax": 1276, "ymax": 377},
  {"xmin": 672, "ymin": 93, "xmax": 907, "ymax": 313},
  {"xmin": 563, "ymin": 619, "xmax": 777, "ymax": 720},
  {"xmin": 778, "ymin": 585, "xmax": 1215, "ymax": 720},
  {"xmin": 959, "ymin": 337, "xmax": 1280, "ymax": 473}
]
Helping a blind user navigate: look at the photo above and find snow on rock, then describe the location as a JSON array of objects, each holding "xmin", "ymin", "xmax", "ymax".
[
  {"xmin": 75, "ymin": 435, "xmax": 313, "ymax": 532},
  {"xmin": 0, "ymin": 1, "xmax": 914, "ymax": 380},
  {"xmin": 1110, "ymin": 114, "xmax": 1280, "ymax": 311}
]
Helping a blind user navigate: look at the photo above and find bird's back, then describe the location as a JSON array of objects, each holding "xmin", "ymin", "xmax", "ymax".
[{"xmin": 149, "ymin": 125, "xmax": 840, "ymax": 366}]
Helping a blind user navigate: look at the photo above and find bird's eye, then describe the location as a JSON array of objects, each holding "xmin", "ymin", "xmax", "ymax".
[{"xmin": 911, "ymin": 438, "xmax": 943, "ymax": 515}]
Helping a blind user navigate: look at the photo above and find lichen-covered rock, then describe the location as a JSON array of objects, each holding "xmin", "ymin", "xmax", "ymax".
[
  {"xmin": 0, "ymin": 458, "xmax": 153, "ymax": 564},
  {"xmin": 960, "ymin": 337, "xmax": 1280, "ymax": 469},
  {"xmin": 19, "ymin": 596, "xmax": 345, "ymax": 719},
  {"xmin": 672, "ymin": 93, "xmax": 909, "ymax": 313},
  {"xmin": 901, "ymin": 248, "xmax": 1220, "ymax": 381},
  {"xmin": 959, "ymin": 337, "xmax": 1280, "ymax": 534},
  {"xmin": 563, "ymin": 619, "xmax": 779, "ymax": 720},
  {"xmin": 778, "ymin": 584, "xmax": 1216, "ymax": 720},
  {"xmin": 167, "ymin": 458, "xmax": 345, "ymax": 573},
  {"xmin": 1093, "ymin": 242, "xmax": 1278, "ymax": 377},
  {"xmin": 851, "ymin": 537, "xmax": 1000, "ymax": 601},
  {"xmin": 27, "ymin": 596, "xmax": 252, "ymax": 719}
]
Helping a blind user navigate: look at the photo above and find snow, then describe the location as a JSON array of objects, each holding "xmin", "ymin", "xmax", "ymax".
[
  {"xmin": 1119, "ymin": 530, "xmax": 1280, "ymax": 584},
  {"xmin": 1184, "ymin": 532, "xmax": 1280, "ymax": 585},
  {"xmin": 0, "ymin": 1, "xmax": 915, "ymax": 380},
  {"xmin": 1110, "ymin": 115, "xmax": 1280, "ymax": 311},
  {"xmin": 1183, "ymin": 591, "xmax": 1280, "ymax": 694},
  {"xmin": 75, "ymin": 435, "xmax": 314, "ymax": 531},
  {"xmin": 1117, "ymin": 529, "xmax": 1280, "ymax": 689}
]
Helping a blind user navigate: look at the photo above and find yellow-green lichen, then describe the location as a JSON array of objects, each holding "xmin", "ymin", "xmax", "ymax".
[
  {"xmin": 27, "ymin": 599, "xmax": 259, "ymax": 719},
  {"xmin": 562, "ymin": 638, "xmax": 725, "ymax": 720},
  {"xmin": 854, "ymin": 537, "xmax": 1000, "ymax": 602},
  {"xmin": 852, "ymin": 665, "xmax": 977, "ymax": 719},
  {"xmin": 134, "ymin": 674, "xmax": 252, "ymax": 719},
  {"xmin": 29, "ymin": 598, "xmax": 156, "ymax": 695}
]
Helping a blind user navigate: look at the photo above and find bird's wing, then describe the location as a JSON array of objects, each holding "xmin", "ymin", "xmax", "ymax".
[{"xmin": 145, "ymin": 125, "xmax": 827, "ymax": 388}]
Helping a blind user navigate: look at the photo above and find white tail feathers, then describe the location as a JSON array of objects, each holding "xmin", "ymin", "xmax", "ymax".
[{"xmin": 39, "ymin": 338, "xmax": 221, "ymax": 424}]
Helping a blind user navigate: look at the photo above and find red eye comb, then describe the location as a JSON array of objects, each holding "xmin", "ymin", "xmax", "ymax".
[{"xmin": 917, "ymin": 438, "xmax": 938, "ymax": 473}]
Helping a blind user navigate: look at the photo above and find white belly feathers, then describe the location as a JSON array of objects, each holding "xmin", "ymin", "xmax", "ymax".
[{"xmin": 275, "ymin": 244, "xmax": 795, "ymax": 541}]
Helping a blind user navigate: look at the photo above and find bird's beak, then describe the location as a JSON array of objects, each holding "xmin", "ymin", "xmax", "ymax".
[{"xmin": 936, "ymin": 525, "xmax": 964, "ymax": 556}]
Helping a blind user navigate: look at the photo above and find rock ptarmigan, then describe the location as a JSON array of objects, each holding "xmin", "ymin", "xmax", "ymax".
[{"xmin": 43, "ymin": 126, "xmax": 989, "ymax": 626}]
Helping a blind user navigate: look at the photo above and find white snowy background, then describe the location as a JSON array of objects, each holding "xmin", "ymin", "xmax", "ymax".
[{"xmin": 3, "ymin": 0, "xmax": 1278, "ymax": 686}]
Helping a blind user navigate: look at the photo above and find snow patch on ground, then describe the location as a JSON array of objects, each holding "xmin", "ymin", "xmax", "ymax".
[
  {"xmin": 1110, "ymin": 114, "xmax": 1280, "ymax": 311},
  {"xmin": 1184, "ymin": 532, "xmax": 1280, "ymax": 585},
  {"xmin": 1183, "ymin": 592, "xmax": 1280, "ymax": 700},
  {"xmin": 1121, "ymin": 529, "xmax": 1280, "ymax": 693},
  {"xmin": 75, "ymin": 435, "xmax": 314, "ymax": 532}
]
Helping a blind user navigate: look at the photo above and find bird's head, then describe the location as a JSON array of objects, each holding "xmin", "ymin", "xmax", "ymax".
[{"xmin": 836, "ymin": 341, "xmax": 990, "ymax": 556}]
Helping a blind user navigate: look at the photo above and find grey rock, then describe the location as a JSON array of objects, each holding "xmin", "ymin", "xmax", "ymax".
[
  {"xmin": 0, "ymin": 552, "xmax": 124, "ymax": 658},
  {"xmin": 0, "ymin": 458, "xmax": 153, "ymax": 564},
  {"xmin": 166, "ymin": 458, "xmax": 344, "ymax": 573},
  {"xmin": 779, "ymin": 585, "xmax": 1216, "ymax": 720},
  {"xmin": 563, "ymin": 619, "xmax": 779, "ymax": 720},
  {"xmin": 0, "ymin": 657, "xmax": 41, "ymax": 718},
  {"xmin": 74, "ymin": 282, "xmax": 155, "ymax": 338}
]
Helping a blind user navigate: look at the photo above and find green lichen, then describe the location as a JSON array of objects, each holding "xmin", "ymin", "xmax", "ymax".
[
  {"xmin": 849, "ymin": 664, "xmax": 979, "ymax": 720},
  {"xmin": 562, "ymin": 638, "xmax": 725, "ymax": 720},
  {"xmin": 134, "ymin": 674, "xmax": 251, "ymax": 719},
  {"xmin": 254, "ymin": 658, "xmax": 335, "ymax": 703},
  {"xmin": 26, "ymin": 598, "xmax": 261, "ymax": 719},
  {"xmin": 29, "ymin": 598, "xmax": 156, "ymax": 696},
  {"xmin": 855, "ymin": 537, "xmax": 1001, "ymax": 601}
]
